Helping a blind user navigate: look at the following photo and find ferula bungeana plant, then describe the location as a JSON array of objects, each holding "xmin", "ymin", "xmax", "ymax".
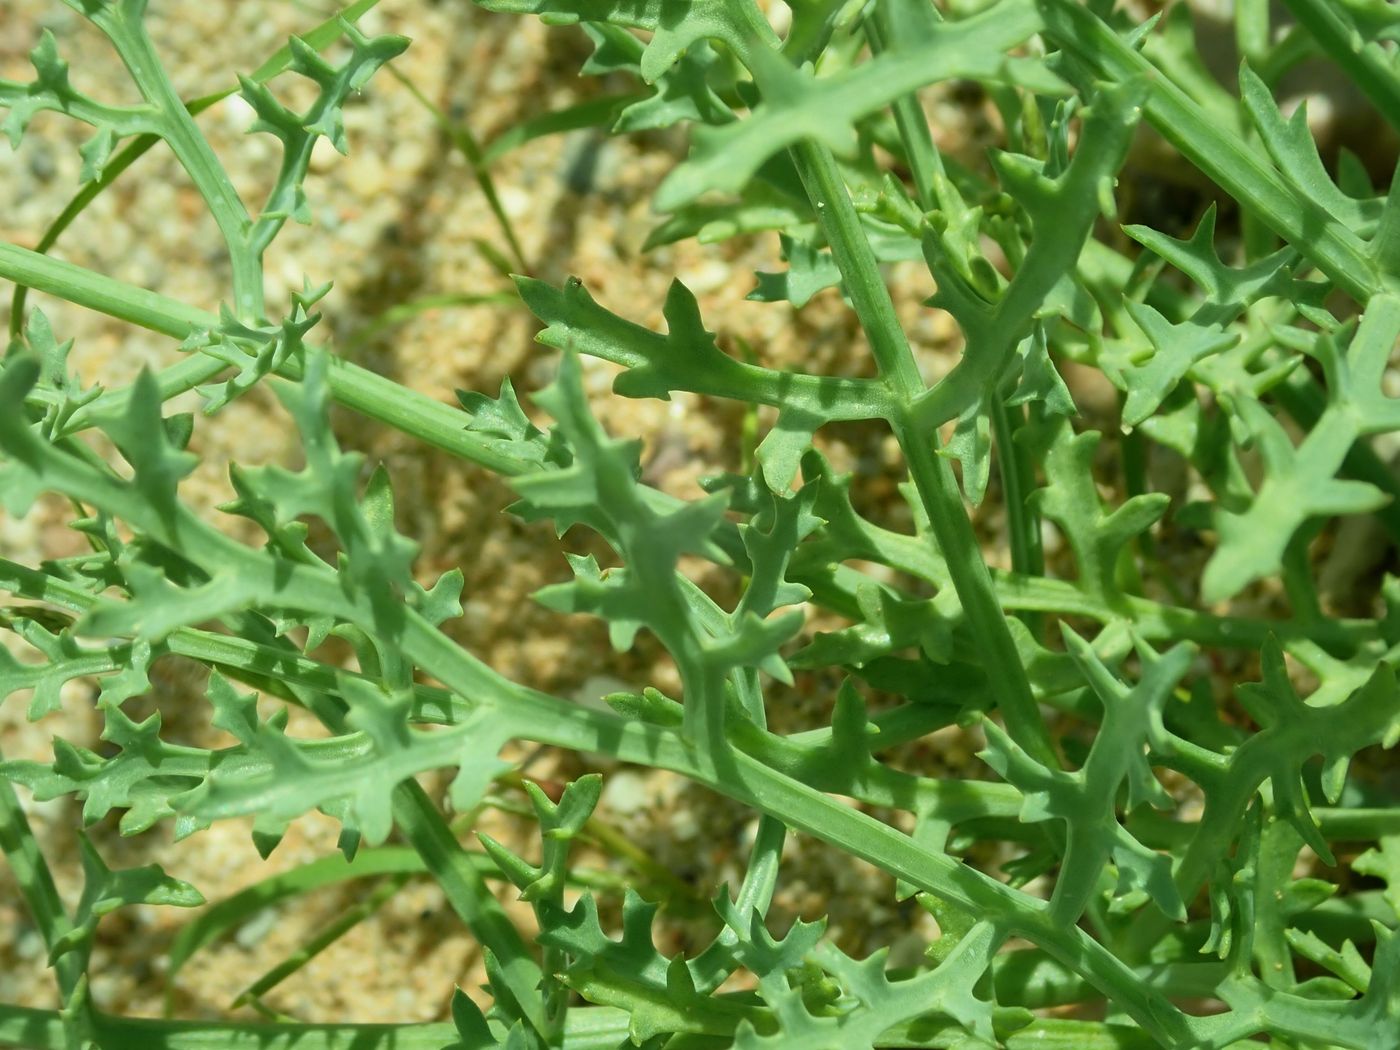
[{"xmin": 3, "ymin": 0, "xmax": 1400, "ymax": 1046}]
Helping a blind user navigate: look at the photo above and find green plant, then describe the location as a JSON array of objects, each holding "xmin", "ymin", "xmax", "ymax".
[{"xmin": 2, "ymin": 0, "xmax": 1400, "ymax": 1047}]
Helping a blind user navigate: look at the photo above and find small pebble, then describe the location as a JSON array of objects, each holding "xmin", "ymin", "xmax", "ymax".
[{"xmin": 600, "ymin": 770, "xmax": 649, "ymax": 815}]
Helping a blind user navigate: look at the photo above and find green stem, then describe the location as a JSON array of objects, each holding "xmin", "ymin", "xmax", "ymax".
[
  {"xmin": 0, "ymin": 1005, "xmax": 630, "ymax": 1050},
  {"xmin": 1038, "ymin": 0, "xmax": 1387, "ymax": 302},
  {"xmin": 0, "ymin": 1003, "xmax": 1233, "ymax": 1050},
  {"xmin": 788, "ymin": 143, "xmax": 922, "ymax": 396},
  {"xmin": 387, "ymin": 67, "xmax": 528, "ymax": 273},
  {"xmin": 991, "ymin": 397, "xmax": 1045, "ymax": 609},
  {"xmin": 7, "ymin": 0, "xmax": 383, "ymax": 338},
  {"xmin": 4, "ymin": 246, "xmax": 1382, "ymax": 661},
  {"xmin": 232, "ymin": 873, "xmax": 412, "ymax": 1010},
  {"xmin": 863, "ymin": 0, "xmax": 955, "ymax": 216},
  {"xmin": 1250, "ymin": 817, "xmax": 1304, "ymax": 989},
  {"xmin": 691, "ymin": 815, "xmax": 786, "ymax": 993},
  {"xmin": 868, "ymin": 0, "xmax": 1046, "ymax": 630},
  {"xmin": 0, "ymin": 242, "xmax": 212, "ymax": 336},
  {"xmin": 0, "ymin": 756, "xmax": 84, "ymax": 1001},
  {"xmin": 1234, "ymin": 0, "xmax": 1271, "ymax": 67},
  {"xmin": 95, "ymin": 8, "xmax": 260, "ymax": 320},
  {"xmin": 0, "ymin": 418, "xmax": 1184, "ymax": 1043},
  {"xmin": 1227, "ymin": 0, "xmax": 1278, "ymax": 260},
  {"xmin": 788, "ymin": 140, "xmax": 1057, "ymax": 768}
]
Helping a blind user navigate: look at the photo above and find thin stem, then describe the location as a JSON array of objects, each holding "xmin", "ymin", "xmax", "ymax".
[
  {"xmin": 0, "ymin": 1003, "xmax": 1222, "ymax": 1050},
  {"xmin": 7, "ymin": 0, "xmax": 384, "ymax": 338},
  {"xmin": 863, "ymin": 0, "xmax": 953, "ymax": 215},
  {"xmin": 1234, "ymin": 0, "xmax": 1271, "ymax": 67},
  {"xmin": 232, "ymin": 873, "xmax": 412, "ymax": 1010},
  {"xmin": 1, "ymin": 247, "xmax": 1387, "ymax": 661},
  {"xmin": 387, "ymin": 67, "xmax": 529, "ymax": 273},
  {"xmin": 0, "ymin": 757, "xmax": 83, "ymax": 1001},
  {"xmin": 1038, "ymin": 0, "xmax": 1387, "ymax": 303},
  {"xmin": 789, "ymin": 139, "xmax": 1057, "ymax": 768},
  {"xmin": 95, "ymin": 9, "xmax": 260, "ymax": 319},
  {"xmin": 0, "ymin": 1005, "xmax": 626, "ymax": 1050},
  {"xmin": 868, "ymin": 0, "xmax": 1046, "ymax": 620},
  {"xmin": 5, "ymin": 243, "xmax": 1388, "ymax": 658},
  {"xmin": 991, "ymin": 394, "xmax": 1045, "ymax": 627},
  {"xmin": 0, "ymin": 405, "xmax": 1187, "ymax": 1041},
  {"xmin": 789, "ymin": 143, "xmax": 923, "ymax": 398}
]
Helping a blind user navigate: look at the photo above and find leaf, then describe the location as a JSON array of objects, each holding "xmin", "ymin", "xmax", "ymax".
[
  {"xmin": 0, "ymin": 362, "xmax": 61, "ymax": 514},
  {"xmin": 475, "ymin": 0, "xmax": 753, "ymax": 85},
  {"xmin": 1239, "ymin": 62, "xmax": 1380, "ymax": 234},
  {"xmin": 0, "ymin": 697, "xmax": 214, "ymax": 838},
  {"xmin": 1168, "ymin": 646, "xmax": 1400, "ymax": 898},
  {"xmin": 450, "ymin": 987, "xmax": 497, "ymax": 1049},
  {"xmin": 1007, "ymin": 323, "xmax": 1074, "ymax": 417},
  {"xmin": 703, "ymin": 608, "xmax": 804, "ymax": 685},
  {"xmin": 92, "ymin": 369, "xmax": 199, "ymax": 530},
  {"xmin": 1355, "ymin": 837, "xmax": 1400, "ymax": 921},
  {"xmin": 238, "ymin": 23, "xmax": 408, "ymax": 227},
  {"xmin": 1286, "ymin": 929, "xmax": 1372, "ymax": 994},
  {"xmin": 735, "ymin": 479, "xmax": 822, "ymax": 619},
  {"xmin": 787, "ymin": 449, "xmax": 949, "ymax": 585},
  {"xmin": 478, "ymin": 774, "xmax": 602, "ymax": 903},
  {"xmin": 0, "ymin": 30, "xmax": 156, "ymax": 150},
  {"xmin": 409, "ymin": 568, "xmax": 464, "ymax": 627},
  {"xmin": 77, "ymin": 124, "xmax": 114, "ymax": 185},
  {"xmin": 603, "ymin": 686, "xmax": 685, "ymax": 727},
  {"xmin": 456, "ymin": 376, "xmax": 558, "ymax": 466},
  {"xmin": 26, "ymin": 308, "xmax": 77, "ymax": 390},
  {"xmin": 913, "ymin": 76, "xmax": 1148, "ymax": 439},
  {"xmin": 48, "ymin": 834, "xmax": 203, "ymax": 964},
  {"xmin": 223, "ymin": 348, "xmax": 422, "ymax": 652},
  {"xmin": 748, "ymin": 234, "xmax": 843, "ymax": 307},
  {"xmin": 174, "ymin": 673, "xmax": 512, "ymax": 851},
  {"xmin": 646, "ymin": 183, "xmax": 812, "ymax": 249},
  {"xmin": 580, "ymin": 24, "xmax": 734, "ymax": 132},
  {"xmin": 789, "ymin": 581, "xmax": 956, "ymax": 671},
  {"xmin": 1124, "ymin": 205, "xmax": 1306, "ymax": 309},
  {"xmin": 754, "ymin": 405, "xmax": 822, "ymax": 495},
  {"xmin": 1318, "ymin": 293, "xmax": 1400, "ymax": 435},
  {"xmin": 980, "ymin": 629, "xmax": 1191, "ymax": 922},
  {"xmin": 1102, "ymin": 302, "xmax": 1239, "ymax": 428},
  {"xmin": 513, "ymin": 351, "xmax": 812, "ymax": 699},
  {"xmin": 17, "ymin": 309, "xmax": 104, "ymax": 440},
  {"xmin": 946, "ymin": 400, "xmax": 993, "ymax": 505},
  {"xmin": 517, "ymin": 275, "xmax": 890, "ymax": 424},
  {"xmin": 655, "ymin": 2, "xmax": 1063, "ymax": 210},
  {"xmin": 732, "ymin": 918, "xmax": 1004, "ymax": 1049},
  {"xmin": 1201, "ymin": 396, "xmax": 1388, "ymax": 603},
  {"xmin": 0, "ymin": 613, "xmax": 100, "ymax": 721},
  {"xmin": 536, "ymin": 890, "xmax": 765, "ymax": 1042},
  {"xmin": 77, "ymin": 560, "xmax": 261, "ymax": 642},
  {"xmin": 714, "ymin": 896, "xmax": 828, "ymax": 982},
  {"xmin": 1021, "ymin": 418, "xmax": 1169, "ymax": 604},
  {"xmin": 184, "ymin": 282, "xmax": 329, "ymax": 413},
  {"xmin": 1235, "ymin": 645, "xmax": 1375, "ymax": 863}
]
